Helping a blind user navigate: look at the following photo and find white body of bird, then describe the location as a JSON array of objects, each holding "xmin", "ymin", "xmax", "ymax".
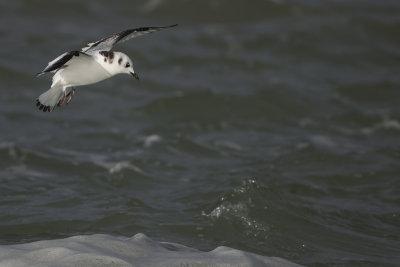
[{"xmin": 36, "ymin": 25, "xmax": 177, "ymax": 112}]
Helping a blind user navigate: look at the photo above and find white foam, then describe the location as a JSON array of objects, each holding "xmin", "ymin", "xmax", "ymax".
[
  {"xmin": 143, "ymin": 134, "xmax": 162, "ymax": 148},
  {"xmin": 0, "ymin": 233, "xmax": 301, "ymax": 267}
]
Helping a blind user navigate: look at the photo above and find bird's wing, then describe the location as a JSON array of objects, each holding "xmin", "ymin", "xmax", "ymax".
[
  {"xmin": 36, "ymin": 51, "xmax": 91, "ymax": 77},
  {"xmin": 81, "ymin": 24, "xmax": 177, "ymax": 54}
]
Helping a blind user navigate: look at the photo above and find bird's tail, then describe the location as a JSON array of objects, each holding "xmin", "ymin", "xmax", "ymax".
[{"xmin": 36, "ymin": 85, "xmax": 64, "ymax": 112}]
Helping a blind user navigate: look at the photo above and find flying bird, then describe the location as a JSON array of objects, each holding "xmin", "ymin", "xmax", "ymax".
[{"xmin": 35, "ymin": 24, "xmax": 177, "ymax": 112}]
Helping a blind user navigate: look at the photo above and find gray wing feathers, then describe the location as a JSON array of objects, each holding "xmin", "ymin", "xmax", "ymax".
[
  {"xmin": 36, "ymin": 51, "xmax": 89, "ymax": 77},
  {"xmin": 81, "ymin": 24, "xmax": 177, "ymax": 53}
]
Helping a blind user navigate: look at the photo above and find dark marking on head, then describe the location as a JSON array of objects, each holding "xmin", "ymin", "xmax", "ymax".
[
  {"xmin": 100, "ymin": 51, "xmax": 114, "ymax": 63},
  {"xmin": 108, "ymin": 52, "xmax": 114, "ymax": 63},
  {"xmin": 99, "ymin": 51, "xmax": 109, "ymax": 57},
  {"xmin": 118, "ymin": 58, "xmax": 123, "ymax": 65}
]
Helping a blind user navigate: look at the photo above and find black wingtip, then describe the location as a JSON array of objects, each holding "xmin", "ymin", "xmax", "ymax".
[{"xmin": 157, "ymin": 24, "xmax": 178, "ymax": 30}]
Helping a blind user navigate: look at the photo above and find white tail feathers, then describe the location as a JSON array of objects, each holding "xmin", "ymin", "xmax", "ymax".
[{"xmin": 36, "ymin": 85, "xmax": 64, "ymax": 112}]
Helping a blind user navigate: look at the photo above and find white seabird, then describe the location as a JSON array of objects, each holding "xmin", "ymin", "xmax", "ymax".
[{"xmin": 35, "ymin": 24, "xmax": 177, "ymax": 112}]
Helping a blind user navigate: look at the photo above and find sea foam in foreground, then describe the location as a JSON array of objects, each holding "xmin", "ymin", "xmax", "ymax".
[{"xmin": 0, "ymin": 233, "xmax": 301, "ymax": 267}]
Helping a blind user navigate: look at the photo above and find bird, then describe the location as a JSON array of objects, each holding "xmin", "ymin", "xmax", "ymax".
[{"xmin": 35, "ymin": 24, "xmax": 177, "ymax": 112}]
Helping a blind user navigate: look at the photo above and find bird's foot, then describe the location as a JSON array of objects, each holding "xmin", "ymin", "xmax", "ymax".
[
  {"xmin": 57, "ymin": 91, "xmax": 67, "ymax": 107},
  {"xmin": 66, "ymin": 88, "xmax": 75, "ymax": 104}
]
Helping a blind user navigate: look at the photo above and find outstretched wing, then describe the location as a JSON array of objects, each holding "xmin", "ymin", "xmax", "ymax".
[
  {"xmin": 81, "ymin": 24, "xmax": 177, "ymax": 54},
  {"xmin": 36, "ymin": 51, "xmax": 90, "ymax": 77}
]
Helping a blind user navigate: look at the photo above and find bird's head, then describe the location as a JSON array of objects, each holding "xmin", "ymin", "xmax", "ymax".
[{"xmin": 111, "ymin": 52, "xmax": 139, "ymax": 80}]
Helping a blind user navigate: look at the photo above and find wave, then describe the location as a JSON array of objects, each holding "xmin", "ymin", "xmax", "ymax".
[{"xmin": 0, "ymin": 233, "xmax": 301, "ymax": 267}]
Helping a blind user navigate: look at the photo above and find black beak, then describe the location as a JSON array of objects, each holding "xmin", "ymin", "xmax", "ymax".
[{"xmin": 130, "ymin": 72, "xmax": 139, "ymax": 80}]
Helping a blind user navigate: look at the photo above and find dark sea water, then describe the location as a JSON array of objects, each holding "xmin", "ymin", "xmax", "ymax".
[{"xmin": 0, "ymin": 0, "xmax": 399, "ymax": 266}]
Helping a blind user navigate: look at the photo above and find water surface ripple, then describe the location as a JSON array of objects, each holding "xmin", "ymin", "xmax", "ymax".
[{"xmin": 0, "ymin": 0, "xmax": 399, "ymax": 266}]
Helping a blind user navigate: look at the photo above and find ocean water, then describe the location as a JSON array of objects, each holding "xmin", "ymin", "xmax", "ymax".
[{"xmin": 0, "ymin": 0, "xmax": 399, "ymax": 266}]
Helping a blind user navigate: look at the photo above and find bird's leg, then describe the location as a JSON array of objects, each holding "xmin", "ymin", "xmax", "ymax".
[
  {"xmin": 57, "ymin": 90, "xmax": 67, "ymax": 107},
  {"xmin": 66, "ymin": 88, "xmax": 75, "ymax": 104}
]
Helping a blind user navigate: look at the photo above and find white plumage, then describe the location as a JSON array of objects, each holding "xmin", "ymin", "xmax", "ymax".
[{"xmin": 36, "ymin": 24, "xmax": 177, "ymax": 112}]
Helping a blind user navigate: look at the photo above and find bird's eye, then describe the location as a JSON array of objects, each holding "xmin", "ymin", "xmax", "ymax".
[{"xmin": 125, "ymin": 63, "xmax": 130, "ymax": 68}]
